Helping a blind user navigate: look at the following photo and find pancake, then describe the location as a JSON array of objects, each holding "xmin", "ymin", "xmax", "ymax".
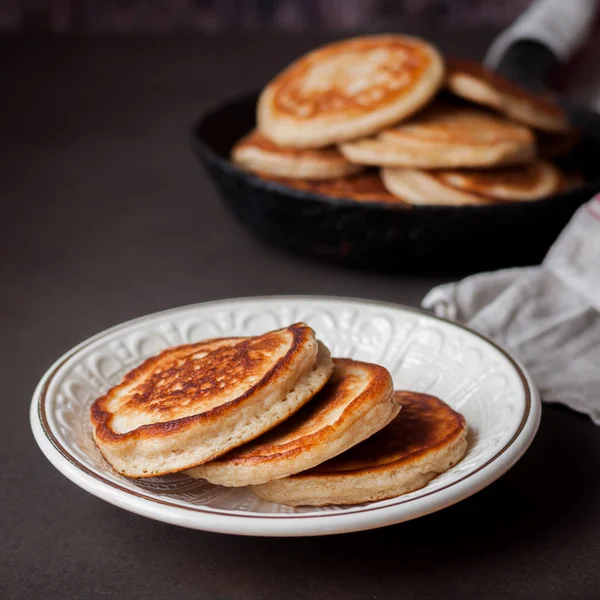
[
  {"xmin": 90, "ymin": 323, "xmax": 333, "ymax": 478},
  {"xmin": 382, "ymin": 160, "xmax": 563, "ymax": 206},
  {"xmin": 340, "ymin": 104, "xmax": 536, "ymax": 169},
  {"xmin": 259, "ymin": 171, "xmax": 407, "ymax": 205},
  {"xmin": 258, "ymin": 35, "xmax": 444, "ymax": 148},
  {"xmin": 446, "ymin": 58, "xmax": 569, "ymax": 133},
  {"xmin": 434, "ymin": 160, "xmax": 564, "ymax": 201},
  {"xmin": 232, "ymin": 130, "xmax": 362, "ymax": 179},
  {"xmin": 382, "ymin": 167, "xmax": 490, "ymax": 205},
  {"xmin": 187, "ymin": 358, "xmax": 398, "ymax": 486},
  {"xmin": 252, "ymin": 392, "xmax": 468, "ymax": 506}
]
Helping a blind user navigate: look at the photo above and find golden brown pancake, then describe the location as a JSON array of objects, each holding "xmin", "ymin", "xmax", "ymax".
[
  {"xmin": 340, "ymin": 104, "xmax": 536, "ymax": 169},
  {"xmin": 382, "ymin": 167, "xmax": 490, "ymax": 206},
  {"xmin": 258, "ymin": 171, "xmax": 407, "ymax": 205},
  {"xmin": 232, "ymin": 129, "xmax": 362, "ymax": 179},
  {"xmin": 382, "ymin": 160, "xmax": 563, "ymax": 205},
  {"xmin": 434, "ymin": 160, "xmax": 564, "ymax": 201},
  {"xmin": 90, "ymin": 323, "xmax": 333, "ymax": 478},
  {"xmin": 258, "ymin": 35, "xmax": 445, "ymax": 147},
  {"xmin": 446, "ymin": 58, "xmax": 569, "ymax": 133},
  {"xmin": 188, "ymin": 358, "xmax": 398, "ymax": 486},
  {"xmin": 252, "ymin": 392, "xmax": 468, "ymax": 506}
]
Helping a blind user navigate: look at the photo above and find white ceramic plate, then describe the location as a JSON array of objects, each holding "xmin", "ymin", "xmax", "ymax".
[{"xmin": 31, "ymin": 296, "xmax": 540, "ymax": 537}]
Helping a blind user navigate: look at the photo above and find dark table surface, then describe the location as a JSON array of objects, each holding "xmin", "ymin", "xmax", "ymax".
[{"xmin": 2, "ymin": 32, "xmax": 600, "ymax": 600}]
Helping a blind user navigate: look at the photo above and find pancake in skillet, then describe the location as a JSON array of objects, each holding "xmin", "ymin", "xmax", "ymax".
[
  {"xmin": 90, "ymin": 323, "xmax": 333, "ymax": 478},
  {"xmin": 252, "ymin": 392, "xmax": 468, "ymax": 506},
  {"xmin": 434, "ymin": 160, "xmax": 564, "ymax": 201},
  {"xmin": 188, "ymin": 359, "xmax": 399, "ymax": 486},
  {"xmin": 382, "ymin": 167, "xmax": 490, "ymax": 206},
  {"xmin": 340, "ymin": 104, "xmax": 536, "ymax": 169},
  {"xmin": 445, "ymin": 58, "xmax": 569, "ymax": 133},
  {"xmin": 260, "ymin": 171, "xmax": 406, "ymax": 204},
  {"xmin": 382, "ymin": 160, "xmax": 563, "ymax": 205},
  {"xmin": 258, "ymin": 35, "xmax": 444, "ymax": 148},
  {"xmin": 232, "ymin": 130, "xmax": 362, "ymax": 179}
]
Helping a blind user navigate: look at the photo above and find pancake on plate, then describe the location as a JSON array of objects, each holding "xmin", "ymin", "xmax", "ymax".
[
  {"xmin": 258, "ymin": 34, "xmax": 444, "ymax": 148},
  {"xmin": 188, "ymin": 358, "xmax": 398, "ymax": 486},
  {"xmin": 232, "ymin": 129, "xmax": 362, "ymax": 179},
  {"xmin": 252, "ymin": 392, "xmax": 468, "ymax": 506},
  {"xmin": 339, "ymin": 104, "xmax": 536, "ymax": 169},
  {"xmin": 90, "ymin": 323, "xmax": 333, "ymax": 478},
  {"xmin": 382, "ymin": 159, "xmax": 563, "ymax": 205},
  {"xmin": 446, "ymin": 58, "xmax": 569, "ymax": 133},
  {"xmin": 260, "ymin": 170, "xmax": 407, "ymax": 204}
]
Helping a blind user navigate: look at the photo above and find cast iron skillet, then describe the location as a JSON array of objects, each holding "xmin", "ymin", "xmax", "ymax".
[{"xmin": 191, "ymin": 92, "xmax": 600, "ymax": 274}]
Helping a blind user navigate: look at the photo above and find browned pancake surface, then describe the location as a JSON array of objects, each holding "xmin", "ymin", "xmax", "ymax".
[
  {"xmin": 119, "ymin": 337, "xmax": 281, "ymax": 420},
  {"xmin": 261, "ymin": 171, "xmax": 405, "ymax": 204},
  {"xmin": 302, "ymin": 392, "xmax": 466, "ymax": 475},
  {"xmin": 208, "ymin": 358, "xmax": 393, "ymax": 463},
  {"xmin": 91, "ymin": 324, "xmax": 313, "ymax": 439},
  {"xmin": 446, "ymin": 58, "xmax": 565, "ymax": 118},
  {"xmin": 383, "ymin": 103, "xmax": 533, "ymax": 147},
  {"xmin": 272, "ymin": 36, "xmax": 438, "ymax": 120},
  {"xmin": 434, "ymin": 161, "xmax": 563, "ymax": 197},
  {"xmin": 235, "ymin": 130, "xmax": 344, "ymax": 160}
]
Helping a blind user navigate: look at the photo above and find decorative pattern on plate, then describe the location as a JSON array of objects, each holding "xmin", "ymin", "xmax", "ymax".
[{"xmin": 37, "ymin": 298, "xmax": 532, "ymax": 526}]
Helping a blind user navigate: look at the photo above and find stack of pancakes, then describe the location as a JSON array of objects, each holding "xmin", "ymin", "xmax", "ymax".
[
  {"xmin": 231, "ymin": 35, "xmax": 577, "ymax": 206},
  {"xmin": 91, "ymin": 323, "xmax": 468, "ymax": 506}
]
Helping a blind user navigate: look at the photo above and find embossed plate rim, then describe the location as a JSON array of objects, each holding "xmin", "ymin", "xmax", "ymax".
[{"xmin": 30, "ymin": 296, "xmax": 541, "ymax": 536}]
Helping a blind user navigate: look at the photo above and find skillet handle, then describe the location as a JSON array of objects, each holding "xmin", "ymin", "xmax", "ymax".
[
  {"xmin": 485, "ymin": 0, "xmax": 600, "ymax": 140},
  {"xmin": 493, "ymin": 40, "xmax": 557, "ymax": 92},
  {"xmin": 485, "ymin": 0, "xmax": 599, "ymax": 89},
  {"xmin": 493, "ymin": 38, "xmax": 600, "ymax": 142}
]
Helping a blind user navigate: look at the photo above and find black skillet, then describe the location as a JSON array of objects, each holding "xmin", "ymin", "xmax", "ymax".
[{"xmin": 191, "ymin": 42, "xmax": 600, "ymax": 274}]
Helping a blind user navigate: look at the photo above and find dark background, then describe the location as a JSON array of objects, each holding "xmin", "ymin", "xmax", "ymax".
[{"xmin": 2, "ymin": 0, "xmax": 528, "ymax": 33}]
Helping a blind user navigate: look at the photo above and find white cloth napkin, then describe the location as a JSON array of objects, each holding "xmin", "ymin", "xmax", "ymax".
[{"xmin": 422, "ymin": 197, "xmax": 600, "ymax": 424}]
